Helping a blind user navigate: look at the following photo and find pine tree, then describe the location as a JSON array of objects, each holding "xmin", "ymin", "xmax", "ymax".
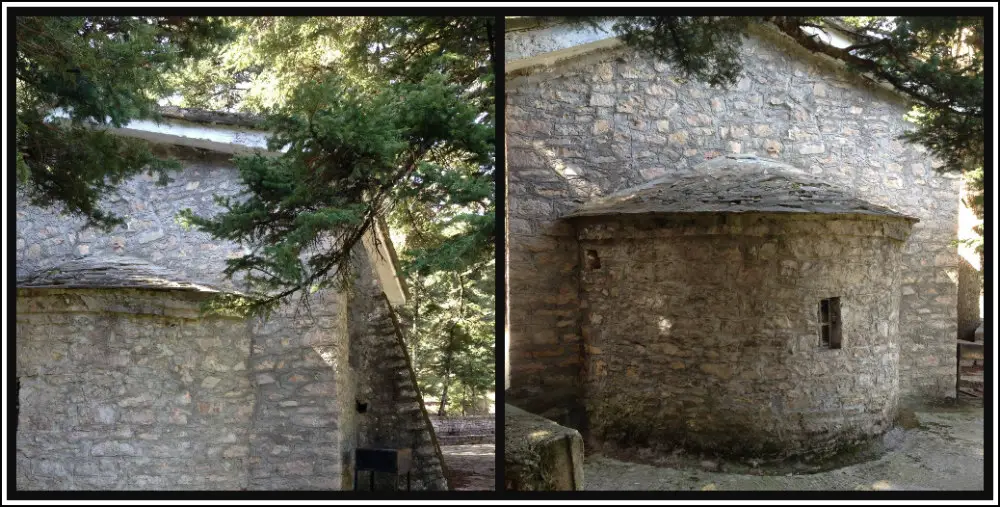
[
  {"xmin": 171, "ymin": 17, "xmax": 496, "ymax": 408},
  {"xmin": 15, "ymin": 16, "xmax": 234, "ymax": 229},
  {"xmin": 403, "ymin": 268, "xmax": 494, "ymax": 415},
  {"xmin": 178, "ymin": 68, "xmax": 493, "ymax": 315}
]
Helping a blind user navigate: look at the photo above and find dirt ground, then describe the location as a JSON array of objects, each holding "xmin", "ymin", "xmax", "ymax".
[
  {"xmin": 442, "ymin": 444, "xmax": 496, "ymax": 491},
  {"xmin": 583, "ymin": 402, "xmax": 984, "ymax": 491}
]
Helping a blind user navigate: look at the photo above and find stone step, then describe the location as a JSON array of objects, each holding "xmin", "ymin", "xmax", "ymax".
[
  {"xmin": 959, "ymin": 386, "xmax": 983, "ymax": 398},
  {"xmin": 957, "ymin": 340, "xmax": 984, "ymax": 360}
]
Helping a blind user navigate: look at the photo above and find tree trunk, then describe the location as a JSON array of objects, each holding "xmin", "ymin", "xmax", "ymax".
[
  {"xmin": 438, "ymin": 274, "xmax": 465, "ymax": 417},
  {"xmin": 438, "ymin": 338, "xmax": 454, "ymax": 417}
]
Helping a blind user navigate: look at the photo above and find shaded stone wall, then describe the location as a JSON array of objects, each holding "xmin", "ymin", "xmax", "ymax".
[
  {"xmin": 247, "ymin": 288, "xmax": 351, "ymax": 490},
  {"xmin": 16, "ymin": 286, "xmax": 355, "ymax": 490},
  {"xmin": 506, "ymin": 24, "xmax": 961, "ymax": 417},
  {"xmin": 575, "ymin": 214, "xmax": 908, "ymax": 459},
  {"xmin": 349, "ymin": 249, "xmax": 449, "ymax": 490},
  {"xmin": 16, "ymin": 289, "xmax": 253, "ymax": 490}
]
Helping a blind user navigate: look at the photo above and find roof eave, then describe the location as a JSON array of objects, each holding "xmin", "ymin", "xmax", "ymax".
[{"xmin": 564, "ymin": 209, "xmax": 920, "ymax": 223}]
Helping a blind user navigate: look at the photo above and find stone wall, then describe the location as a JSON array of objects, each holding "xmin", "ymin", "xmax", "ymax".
[
  {"xmin": 348, "ymin": 247, "xmax": 449, "ymax": 491},
  {"xmin": 957, "ymin": 258, "xmax": 983, "ymax": 342},
  {"xmin": 16, "ymin": 285, "xmax": 358, "ymax": 490},
  {"xmin": 15, "ymin": 146, "xmax": 246, "ymax": 288},
  {"xmin": 247, "ymin": 287, "xmax": 351, "ymax": 490},
  {"xmin": 575, "ymin": 214, "xmax": 909, "ymax": 460},
  {"xmin": 16, "ymin": 288, "xmax": 254, "ymax": 490},
  {"xmin": 504, "ymin": 404, "xmax": 584, "ymax": 491},
  {"xmin": 430, "ymin": 416, "xmax": 496, "ymax": 445},
  {"xmin": 15, "ymin": 146, "xmax": 446, "ymax": 490},
  {"xmin": 506, "ymin": 23, "xmax": 961, "ymax": 418}
]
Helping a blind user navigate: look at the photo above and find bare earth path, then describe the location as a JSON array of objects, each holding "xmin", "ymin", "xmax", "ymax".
[
  {"xmin": 442, "ymin": 444, "xmax": 496, "ymax": 491},
  {"xmin": 584, "ymin": 404, "xmax": 984, "ymax": 491}
]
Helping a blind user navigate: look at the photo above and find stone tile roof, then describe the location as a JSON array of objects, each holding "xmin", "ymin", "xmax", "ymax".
[
  {"xmin": 158, "ymin": 106, "xmax": 264, "ymax": 129},
  {"xmin": 565, "ymin": 155, "xmax": 918, "ymax": 221},
  {"xmin": 17, "ymin": 256, "xmax": 224, "ymax": 293}
]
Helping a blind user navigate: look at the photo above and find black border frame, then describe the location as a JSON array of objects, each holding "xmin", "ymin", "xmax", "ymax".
[{"xmin": 5, "ymin": 2, "xmax": 995, "ymax": 502}]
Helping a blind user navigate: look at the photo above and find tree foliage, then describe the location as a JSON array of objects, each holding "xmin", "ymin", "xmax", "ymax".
[
  {"xmin": 15, "ymin": 16, "xmax": 233, "ymax": 229},
  {"xmin": 570, "ymin": 15, "xmax": 985, "ymax": 255},
  {"xmin": 401, "ymin": 267, "xmax": 495, "ymax": 416},
  {"xmin": 176, "ymin": 15, "xmax": 495, "ymax": 301},
  {"xmin": 178, "ymin": 68, "xmax": 492, "ymax": 314},
  {"xmin": 167, "ymin": 16, "xmax": 495, "ymax": 120},
  {"xmin": 173, "ymin": 17, "xmax": 497, "ymax": 409}
]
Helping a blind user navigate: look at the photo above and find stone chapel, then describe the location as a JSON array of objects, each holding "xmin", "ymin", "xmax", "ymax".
[
  {"xmin": 504, "ymin": 17, "xmax": 978, "ymax": 475},
  {"xmin": 15, "ymin": 108, "xmax": 448, "ymax": 491}
]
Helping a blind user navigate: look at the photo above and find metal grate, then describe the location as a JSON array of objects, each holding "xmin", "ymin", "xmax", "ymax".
[{"xmin": 354, "ymin": 448, "xmax": 412, "ymax": 491}]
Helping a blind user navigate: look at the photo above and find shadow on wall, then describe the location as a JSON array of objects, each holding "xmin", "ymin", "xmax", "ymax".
[
  {"xmin": 506, "ymin": 133, "xmax": 595, "ymax": 429},
  {"xmin": 530, "ymin": 140, "xmax": 606, "ymax": 197}
]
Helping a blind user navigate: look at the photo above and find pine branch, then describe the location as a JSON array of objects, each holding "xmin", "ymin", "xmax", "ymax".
[{"xmin": 768, "ymin": 17, "xmax": 968, "ymax": 115}]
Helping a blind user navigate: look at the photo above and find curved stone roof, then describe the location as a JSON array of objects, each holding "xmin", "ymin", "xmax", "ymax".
[
  {"xmin": 17, "ymin": 256, "xmax": 224, "ymax": 293},
  {"xmin": 565, "ymin": 155, "xmax": 918, "ymax": 221}
]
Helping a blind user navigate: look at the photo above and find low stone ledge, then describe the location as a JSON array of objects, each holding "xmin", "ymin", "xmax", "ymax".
[{"xmin": 504, "ymin": 404, "xmax": 584, "ymax": 491}]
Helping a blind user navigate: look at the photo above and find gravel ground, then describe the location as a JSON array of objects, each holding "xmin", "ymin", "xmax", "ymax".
[
  {"xmin": 442, "ymin": 444, "xmax": 496, "ymax": 491},
  {"xmin": 584, "ymin": 404, "xmax": 984, "ymax": 491}
]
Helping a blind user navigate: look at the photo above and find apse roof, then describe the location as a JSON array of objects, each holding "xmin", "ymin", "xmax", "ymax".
[
  {"xmin": 564, "ymin": 155, "xmax": 918, "ymax": 222},
  {"xmin": 17, "ymin": 256, "xmax": 224, "ymax": 293}
]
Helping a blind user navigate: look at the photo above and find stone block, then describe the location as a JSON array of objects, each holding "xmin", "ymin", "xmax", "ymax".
[
  {"xmin": 91, "ymin": 441, "xmax": 140, "ymax": 457},
  {"xmin": 505, "ymin": 405, "xmax": 584, "ymax": 491}
]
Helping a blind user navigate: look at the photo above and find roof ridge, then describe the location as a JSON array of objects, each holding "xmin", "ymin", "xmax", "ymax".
[
  {"xmin": 564, "ymin": 155, "xmax": 918, "ymax": 221},
  {"xmin": 158, "ymin": 106, "xmax": 265, "ymax": 130}
]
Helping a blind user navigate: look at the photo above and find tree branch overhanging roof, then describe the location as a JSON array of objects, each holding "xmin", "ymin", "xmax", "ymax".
[
  {"xmin": 76, "ymin": 107, "xmax": 409, "ymax": 306},
  {"xmin": 504, "ymin": 16, "xmax": 914, "ymax": 106}
]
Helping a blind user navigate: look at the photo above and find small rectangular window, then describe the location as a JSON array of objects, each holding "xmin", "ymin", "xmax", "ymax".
[
  {"xmin": 819, "ymin": 297, "xmax": 842, "ymax": 349},
  {"xmin": 585, "ymin": 249, "xmax": 601, "ymax": 270}
]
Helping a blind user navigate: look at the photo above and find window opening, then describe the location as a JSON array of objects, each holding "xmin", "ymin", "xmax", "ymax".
[{"xmin": 819, "ymin": 297, "xmax": 842, "ymax": 349}]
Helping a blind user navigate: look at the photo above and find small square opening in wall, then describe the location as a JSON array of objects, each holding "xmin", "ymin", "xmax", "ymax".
[
  {"xmin": 819, "ymin": 297, "xmax": 842, "ymax": 349},
  {"xmin": 585, "ymin": 250, "xmax": 602, "ymax": 270}
]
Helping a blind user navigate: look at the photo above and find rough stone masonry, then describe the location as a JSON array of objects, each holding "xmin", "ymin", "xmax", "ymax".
[
  {"xmin": 568, "ymin": 157, "xmax": 916, "ymax": 459},
  {"xmin": 505, "ymin": 20, "xmax": 963, "ymax": 431},
  {"xmin": 15, "ymin": 131, "xmax": 447, "ymax": 490}
]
